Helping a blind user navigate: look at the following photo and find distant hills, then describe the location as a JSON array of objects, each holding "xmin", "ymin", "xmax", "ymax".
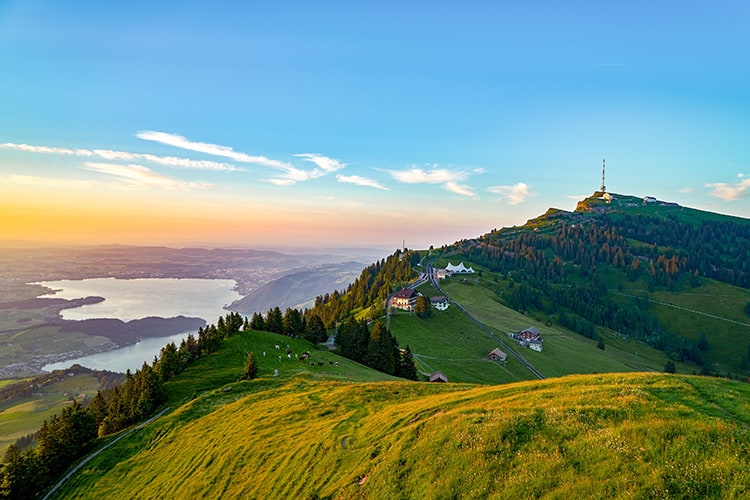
[{"xmin": 230, "ymin": 261, "xmax": 367, "ymax": 314}]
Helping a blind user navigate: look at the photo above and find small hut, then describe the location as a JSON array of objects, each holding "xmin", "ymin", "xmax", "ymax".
[
  {"xmin": 488, "ymin": 347, "xmax": 507, "ymax": 362},
  {"xmin": 429, "ymin": 371, "xmax": 449, "ymax": 383}
]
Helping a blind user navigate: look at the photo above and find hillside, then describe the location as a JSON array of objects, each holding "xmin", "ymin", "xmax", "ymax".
[
  {"xmin": 230, "ymin": 261, "xmax": 365, "ymax": 315},
  {"xmin": 442, "ymin": 192, "xmax": 750, "ymax": 378},
  {"xmin": 52, "ymin": 372, "xmax": 750, "ymax": 498}
]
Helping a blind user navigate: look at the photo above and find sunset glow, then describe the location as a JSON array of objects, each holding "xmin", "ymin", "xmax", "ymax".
[{"xmin": 1, "ymin": 2, "xmax": 748, "ymax": 249}]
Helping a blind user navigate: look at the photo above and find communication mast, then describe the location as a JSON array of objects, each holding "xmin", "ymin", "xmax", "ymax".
[{"xmin": 601, "ymin": 159, "xmax": 606, "ymax": 193}]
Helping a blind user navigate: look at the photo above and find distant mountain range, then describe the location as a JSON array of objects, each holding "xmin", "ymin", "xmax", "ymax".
[{"xmin": 229, "ymin": 261, "xmax": 368, "ymax": 314}]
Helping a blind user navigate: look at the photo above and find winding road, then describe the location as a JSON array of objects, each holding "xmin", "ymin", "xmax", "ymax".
[{"xmin": 425, "ymin": 262, "xmax": 545, "ymax": 380}]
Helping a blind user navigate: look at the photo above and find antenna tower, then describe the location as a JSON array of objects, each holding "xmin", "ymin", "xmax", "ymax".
[{"xmin": 601, "ymin": 159, "xmax": 606, "ymax": 193}]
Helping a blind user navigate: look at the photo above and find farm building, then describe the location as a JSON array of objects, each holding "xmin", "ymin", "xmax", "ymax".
[
  {"xmin": 513, "ymin": 327, "xmax": 544, "ymax": 352},
  {"xmin": 391, "ymin": 288, "xmax": 418, "ymax": 311},
  {"xmin": 488, "ymin": 348, "xmax": 507, "ymax": 362},
  {"xmin": 430, "ymin": 296, "xmax": 450, "ymax": 311},
  {"xmin": 429, "ymin": 371, "xmax": 449, "ymax": 383}
]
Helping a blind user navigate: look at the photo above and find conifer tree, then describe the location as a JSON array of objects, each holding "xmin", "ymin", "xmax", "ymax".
[
  {"xmin": 250, "ymin": 312, "xmax": 266, "ymax": 331},
  {"xmin": 242, "ymin": 352, "xmax": 258, "ymax": 380},
  {"xmin": 265, "ymin": 307, "xmax": 283, "ymax": 334}
]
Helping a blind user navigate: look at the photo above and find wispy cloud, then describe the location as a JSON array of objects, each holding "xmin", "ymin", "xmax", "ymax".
[
  {"xmin": 706, "ymin": 174, "xmax": 750, "ymax": 201},
  {"xmin": 136, "ymin": 131, "xmax": 350, "ymax": 186},
  {"xmin": 678, "ymin": 187, "xmax": 694, "ymax": 194},
  {"xmin": 263, "ymin": 153, "xmax": 346, "ymax": 185},
  {"xmin": 296, "ymin": 153, "xmax": 346, "ymax": 174},
  {"xmin": 488, "ymin": 182, "xmax": 534, "ymax": 205},
  {"xmin": 381, "ymin": 165, "xmax": 477, "ymax": 197},
  {"xmin": 444, "ymin": 182, "xmax": 475, "ymax": 197},
  {"xmin": 1, "ymin": 142, "xmax": 238, "ymax": 171},
  {"xmin": 82, "ymin": 162, "xmax": 211, "ymax": 190},
  {"xmin": 336, "ymin": 174, "xmax": 390, "ymax": 191},
  {"xmin": 136, "ymin": 130, "xmax": 291, "ymax": 170},
  {"xmin": 386, "ymin": 166, "xmax": 467, "ymax": 184}
]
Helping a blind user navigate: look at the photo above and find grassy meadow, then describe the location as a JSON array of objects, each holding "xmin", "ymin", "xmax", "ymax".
[
  {"xmin": 52, "ymin": 372, "xmax": 750, "ymax": 499},
  {"xmin": 0, "ymin": 373, "xmax": 103, "ymax": 455},
  {"xmin": 439, "ymin": 274, "xmax": 695, "ymax": 378}
]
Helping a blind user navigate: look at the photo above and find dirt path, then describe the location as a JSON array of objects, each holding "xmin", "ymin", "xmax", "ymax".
[{"xmin": 43, "ymin": 406, "xmax": 170, "ymax": 499}]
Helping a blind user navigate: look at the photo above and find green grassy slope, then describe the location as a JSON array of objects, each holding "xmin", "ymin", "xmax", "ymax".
[
  {"xmin": 0, "ymin": 373, "xmax": 104, "ymax": 455},
  {"xmin": 438, "ymin": 275, "xmax": 695, "ymax": 377},
  {"xmin": 53, "ymin": 372, "xmax": 750, "ymax": 499}
]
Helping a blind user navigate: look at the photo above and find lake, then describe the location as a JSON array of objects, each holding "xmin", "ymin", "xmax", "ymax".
[
  {"xmin": 38, "ymin": 278, "xmax": 242, "ymax": 373},
  {"xmin": 34, "ymin": 277, "xmax": 241, "ymax": 322}
]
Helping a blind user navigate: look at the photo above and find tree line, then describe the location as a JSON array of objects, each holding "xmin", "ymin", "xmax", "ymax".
[
  {"xmin": 460, "ymin": 212, "xmax": 746, "ymax": 367},
  {"xmin": 336, "ymin": 318, "xmax": 417, "ymax": 379},
  {"xmin": 0, "ymin": 312, "xmax": 245, "ymax": 499},
  {"xmin": 309, "ymin": 249, "xmax": 418, "ymax": 328}
]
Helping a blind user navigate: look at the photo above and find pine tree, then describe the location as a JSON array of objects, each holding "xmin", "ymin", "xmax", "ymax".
[
  {"xmin": 396, "ymin": 345, "xmax": 418, "ymax": 380},
  {"xmin": 282, "ymin": 308, "xmax": 304, "ymax": 337},
  {"xmin": 242, "ymin": 352, "xmax": 258, "ymax": 380},
  {"xmin": 266, "ymin": 307, "xmax": 283, "ymax": 334},
  {"xmin": 304, "ymin": 314, "xmax": 328, "ymax": 344},
  {"xmin": 250, "ymin": 312, "xmax": 266, "ymax": 331}
]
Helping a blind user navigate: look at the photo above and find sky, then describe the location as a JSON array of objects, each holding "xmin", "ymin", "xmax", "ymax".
[{"xmin": 1, "ymin": 1, "xmax": 748, "ymax": 250}]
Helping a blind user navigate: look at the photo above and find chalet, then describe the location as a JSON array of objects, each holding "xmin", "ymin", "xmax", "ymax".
[
  {"xmin": 488, "ymin": 347, "xmax": 507, "ymax": 362},
  {"xmin": 429, "ymin": 371, "xmax": 449, "ymax": 383},
  {"xmin": 516, "ymin": 326, "xmax": 541, "ymax": 342},
  {"xmin": 430, "ymin": 296, "xmax": 449, "ymax": 311},
  {"xmin": 391, "ymin": 288, "xmax": 418, "ymax": 311},
  {"xmin": 513, "ymin": 326, "xmax": 544, "ymax": 352},
  {"xmin": 435, "ymin": 268, "xmax": 449, "ymax": 280},
  {"xmin": 643, "ymin": 196, "xmax": 657, "ymax": 204},
  {"xmin": 445, "ymin": 262, "xmax": 475, "ymax": 274}
]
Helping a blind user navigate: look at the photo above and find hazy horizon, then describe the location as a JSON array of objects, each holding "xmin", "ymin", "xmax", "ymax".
[{"xmin": 2, "ymin": 2, "xmax": 748, "ymax": 249}]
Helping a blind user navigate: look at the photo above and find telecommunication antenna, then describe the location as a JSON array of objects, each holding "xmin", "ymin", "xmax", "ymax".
[{"xmin": 601, "ymin": 159, "xmax": 606, "ymax": 193}]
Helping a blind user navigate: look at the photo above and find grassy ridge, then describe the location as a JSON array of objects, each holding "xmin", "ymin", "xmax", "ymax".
[{"xmin": 54, "ymin": 372, "xmax": 750, "ymax": 499}]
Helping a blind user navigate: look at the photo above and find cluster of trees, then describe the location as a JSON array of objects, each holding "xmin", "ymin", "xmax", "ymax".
[
  {"xmin": 336, "ymin": 318, "xmax": 417, "ymax": 380},
  {"xmin": 461, "ymin": 213, "xmax": 744, "ymax": 366},
  {"xmin": 249, "ymin": 307, "xmax": 328, "ymax": 344},
  {"xmin": 310, "ymin": 249, "xmax": 418, "ymax": 327},
  {"xmin": 1, "ymin": 401, "xmax": 96, "ymax": 498},
  {"xmin": 1, "ymin": 313, "xmax": 246, "ymax": 499}
]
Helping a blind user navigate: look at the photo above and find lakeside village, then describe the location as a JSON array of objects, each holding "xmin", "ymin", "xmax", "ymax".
[{"xmin": 388, "ymin": 262, "xmax": 544, "ymax": 382}]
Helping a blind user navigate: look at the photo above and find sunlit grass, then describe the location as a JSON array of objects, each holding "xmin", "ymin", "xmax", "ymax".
[{"xmin": 53, "ymin": 373, "xmax": 750, "ymax": 499}]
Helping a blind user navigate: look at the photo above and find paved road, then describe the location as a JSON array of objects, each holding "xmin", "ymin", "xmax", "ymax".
[
  {"xmin": 43, "ymin": 406, "xmax": 171, "ymax": 499},
  {"xmin": 425, "ymin": 263, "xmax": 545, "ymax": 380}
]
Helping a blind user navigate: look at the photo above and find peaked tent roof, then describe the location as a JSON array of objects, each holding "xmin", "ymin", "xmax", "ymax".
[{"xmin": 446, "ymin": 262, "xmax": 475, "ymax": 273}]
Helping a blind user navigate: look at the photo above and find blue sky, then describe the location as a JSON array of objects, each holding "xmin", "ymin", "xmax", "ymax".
[{"xmin": 1, "ymin": 1, "xmax": 748, "ymax": 249}]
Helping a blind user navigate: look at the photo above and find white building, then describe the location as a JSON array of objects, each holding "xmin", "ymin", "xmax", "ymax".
[{"xmin": 445, "ymin": 262, "xmax": 475, "ymax": 274}]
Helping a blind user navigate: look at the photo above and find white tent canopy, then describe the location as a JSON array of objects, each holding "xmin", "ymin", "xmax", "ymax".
[{"xmin": 445, "ymin": 262, "xmax": 475, "ymax": 273}]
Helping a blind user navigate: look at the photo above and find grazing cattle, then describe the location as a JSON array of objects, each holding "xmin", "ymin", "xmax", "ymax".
[
  {"xmin": 329, "ymin": 361, "xmax": 334, "ymax": 365},
  {"xmin": 278, "ymin": 356, "xmax": 282, "ymax": 362},
  {"xmin": 318, "ymin": 361, "xmax": 324, "ymax": 366},
  {"xmin": 287, "ymin": 354, "xmax": 291, "ymax": 360},
  {"xmin": 286, "ymin": 348, "xmax": 292, "ymax": 355},
  {"xmin": 263, "ymin": 351, "xmax": 266, "ymax": 357},
  {"xmin": 310, "ymin": 362, "xmax": 315, "ymax": 367},
  {"xmin": 274, "ymin": 345, "xmax": 280, "ymax": 350}
]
